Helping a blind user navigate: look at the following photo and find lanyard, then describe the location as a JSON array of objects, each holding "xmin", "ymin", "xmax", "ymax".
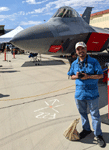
[{"xmin": 78, "ymin": 55, "xmax": 88, "ymax": 72}]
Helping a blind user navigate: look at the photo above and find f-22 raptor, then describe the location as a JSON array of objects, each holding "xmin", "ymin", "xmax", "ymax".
[{"xmin": 11, "ymin": 6, "xmax": 109, "ymax": 54}]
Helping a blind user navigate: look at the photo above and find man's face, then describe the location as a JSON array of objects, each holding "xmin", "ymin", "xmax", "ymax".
[{"xmin": 76, "ymin": 46, "xmax": 87, "ymax": 58}]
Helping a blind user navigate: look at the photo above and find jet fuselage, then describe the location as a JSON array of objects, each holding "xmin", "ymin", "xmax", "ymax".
[{"xmin": 11, "ymin": 6, "xmax": 109, "ymax": 54}]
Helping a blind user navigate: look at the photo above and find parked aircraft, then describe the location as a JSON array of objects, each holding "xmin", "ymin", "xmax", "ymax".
[{"xmin": 11, "ymin": 6, "xmax": 109, "ymax": 54}]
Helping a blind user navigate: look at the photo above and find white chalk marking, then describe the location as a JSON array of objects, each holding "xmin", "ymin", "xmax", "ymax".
[
  {"xmin": 48, "ymin": 113, "xmax": 56, "ymax": 119},
  {"xmin": 50, "ymin": 99, "xmax": 59, "ymax": 105},
  {"xmin": 35, "ymin": 112, "xmax": 56, "ymax": 119},
  {"xmin": 36, "ymin": 112, "xmax": 45, "ymax": 118},
  {"xmin": 51, "ymin": 108, "xmax": 59, "ymax": 113},
  {"xmin": 34, "ymin": 99, "xmax": 64, "ymax": 119},
  {"xmin": 42, "ymin": 112, "xmax": 50, "ymax": 118},
  {"xmin": 34, "ymin": 107, "xmax": 48, "ymax": 112},
  {"xmin": 45, "ymin": 101, "xmax": 49, "ymax": 106},
  {"xmin": 54, "ymin": 104, "xmax": 64, "ymax": 108}
]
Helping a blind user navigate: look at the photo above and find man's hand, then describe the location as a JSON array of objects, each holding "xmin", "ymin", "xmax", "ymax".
[
  {"xmin": 71, "ymin": 72, "xmax": 89, "ymax": 80},
  {"xmin": 71, "ymin": 72, "xmax": 79, "ymax": 80},
  {"xmin": 81, "ymin": 73, "xmax": 89, "ymax": 80},
  {"xmin": 76, "ymin": 72, "xmax": 79, "ymax": 79}
]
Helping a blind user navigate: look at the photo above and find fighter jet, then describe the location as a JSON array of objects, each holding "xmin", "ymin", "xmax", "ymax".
[{"xmin": 11, "ymin": 6, "xmax": 109, "ymax": 54}]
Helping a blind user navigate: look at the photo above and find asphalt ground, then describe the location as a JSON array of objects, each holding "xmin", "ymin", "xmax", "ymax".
[{"xmin": 0, "ymin": 52, "xmax": 109, "ymax": 150}]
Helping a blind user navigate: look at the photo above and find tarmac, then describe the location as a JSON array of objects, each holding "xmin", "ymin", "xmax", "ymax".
[{"xmin": 0, "ymin": 52, "xmax": 109, "ymax": 150}]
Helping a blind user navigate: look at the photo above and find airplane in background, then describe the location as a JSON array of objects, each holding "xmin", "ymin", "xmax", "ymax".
[{"xmin": 11, "ymin": 6, "xmax": 109, "ymax": 54}]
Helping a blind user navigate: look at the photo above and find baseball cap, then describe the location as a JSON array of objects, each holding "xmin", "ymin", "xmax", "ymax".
[{"xmin": 75, "ymin": 42, "xmax": 87, "ymax": 49}]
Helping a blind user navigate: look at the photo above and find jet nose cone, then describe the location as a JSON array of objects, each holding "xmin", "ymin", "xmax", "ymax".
[{"xmin": 11, "ymin": 24, "xmax": 54, "ymax": 52}]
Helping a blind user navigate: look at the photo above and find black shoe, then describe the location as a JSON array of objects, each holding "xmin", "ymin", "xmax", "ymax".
[
  {"xmin": 96, "ymin": 135, "xmax": 106, "ymax": 148},
  {"xmin": 79, "ymin": 129, "xmax": 92, "ymax": 139}
]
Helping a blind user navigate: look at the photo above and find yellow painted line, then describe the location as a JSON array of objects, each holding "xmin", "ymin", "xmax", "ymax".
[{"xmin": 0, "ymin": 84, "xmax": 75, "ymax": 101}]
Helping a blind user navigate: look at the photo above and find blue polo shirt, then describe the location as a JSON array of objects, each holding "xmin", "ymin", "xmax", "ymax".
[{"xmin": 67, "ymin": 55, "xmax": 103, "ymax": 100}]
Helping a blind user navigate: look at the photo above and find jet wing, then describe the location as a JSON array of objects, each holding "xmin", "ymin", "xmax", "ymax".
[{"xmin": 91, "ymin": 26, "xmax": 109, "ymax": 34}]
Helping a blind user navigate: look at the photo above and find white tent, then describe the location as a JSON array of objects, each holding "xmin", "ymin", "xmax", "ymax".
[{"xmin": 0, "ymin": 26, "xmax": 23, "ymax": 43}]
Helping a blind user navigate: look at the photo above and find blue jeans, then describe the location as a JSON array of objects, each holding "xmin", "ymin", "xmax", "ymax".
[{"xmin": 75, "ymin": 98, "xmax": 102, "ymax": 136}]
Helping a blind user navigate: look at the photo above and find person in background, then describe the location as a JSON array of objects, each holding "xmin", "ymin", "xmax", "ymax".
[
  {"xmin": 69, "ymin": 52, "xmax": 77, "ymax": 66},
  {"xmin": 68, "ymin": 52, "xmax": 77, "ymax": 79},
  {"xmin": 67, "ymin": 41, "xmax": 106, "ymax": 148}
]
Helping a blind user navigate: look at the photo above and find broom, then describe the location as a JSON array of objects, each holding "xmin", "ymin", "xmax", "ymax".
[{"xmin": 63, "ymin": 118, "xmax": 80, "ymax": 141}]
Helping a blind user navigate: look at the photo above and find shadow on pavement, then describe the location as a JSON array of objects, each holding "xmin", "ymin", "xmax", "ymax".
[
  {"xmin": 98, "ymin": 83, "xmax": 108, "ymax": 109},
  {"xmin": 0, "ymin": 68, "xmax": 13, "ymax": 69},
  {"xmin": 21, "ymin": 60, "xmax": 66, "ymax": 67},
  {"xmin": 101, "ymin": 113, "xmax": 109, "ymax": 125},
  {"xmin": 87, "ymin": 83, "xmax": 108, "ymax": 114},
  {"xmin": 0, "ymin": 94, "xmax": 10, "ymax": 98},
  {"xmin": 0, "ymin": 70, "xmax": 19, "ymax": 73},
  {"xmin": 79, "ymin": 131, "xmax": 109, "ymax": 148}
]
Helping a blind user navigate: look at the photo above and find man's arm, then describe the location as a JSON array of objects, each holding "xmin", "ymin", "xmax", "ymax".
[
  {"xmin": 87, "ymin": 74, "xmax": 103, "ymax": 79},
  {"xmin": 71, "ymin": 72, "xmax": 79, "ymax": 80},
  {"xmin": 71, "ymin": 73, "xmax": 103, "ymax": 80},
  {"xmin": 81, "ymin": 73, "xmax": 103, "ymax": 80}
]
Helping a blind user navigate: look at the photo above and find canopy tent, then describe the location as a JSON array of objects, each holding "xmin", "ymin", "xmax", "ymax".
[{"xmin": 0, "ymin": 26, "xmax": 23, "ymax": 43}]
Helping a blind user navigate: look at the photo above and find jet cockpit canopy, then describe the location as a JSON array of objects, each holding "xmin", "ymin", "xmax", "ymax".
[{"xmin": 52, "ymin": 6, "xmax": 80, "ymax": 18}]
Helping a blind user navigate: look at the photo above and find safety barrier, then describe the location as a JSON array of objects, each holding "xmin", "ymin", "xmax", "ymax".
[
  {"xmin": 4, "ymin": 48, "xmax": 6, "ymax": 61},
  {"xmin": 13, "ymin": 49, "xmax": 15, "ymax": 58},
  {"xmin": 107, "ymin": 63, "xmax": 109, "ymax": 119}
]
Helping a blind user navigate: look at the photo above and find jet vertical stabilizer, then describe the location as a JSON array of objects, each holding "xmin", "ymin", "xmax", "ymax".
[{"xmin": 82, "ymin": 7, "xmax": 93, "ymax": 24}]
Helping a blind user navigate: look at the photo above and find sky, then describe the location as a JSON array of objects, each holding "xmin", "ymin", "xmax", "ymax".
[{"xmin": 0, "ymin": 0, "xmax": 109, "ymax": 30}]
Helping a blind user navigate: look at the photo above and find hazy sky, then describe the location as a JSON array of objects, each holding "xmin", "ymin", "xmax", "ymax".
[{"xmin": 0, "ymin": 0, "xmax": 109, "ymax": 29}]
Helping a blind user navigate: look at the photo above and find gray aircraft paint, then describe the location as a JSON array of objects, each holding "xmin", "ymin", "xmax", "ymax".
[{"xmin": 11, "ymin": 6, "xmax": 109, "ymax": 54}]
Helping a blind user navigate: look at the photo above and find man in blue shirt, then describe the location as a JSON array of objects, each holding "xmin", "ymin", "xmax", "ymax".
[{"xmin": 68, "ymin": 41, "xmax": 106, "ymax": 147}]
